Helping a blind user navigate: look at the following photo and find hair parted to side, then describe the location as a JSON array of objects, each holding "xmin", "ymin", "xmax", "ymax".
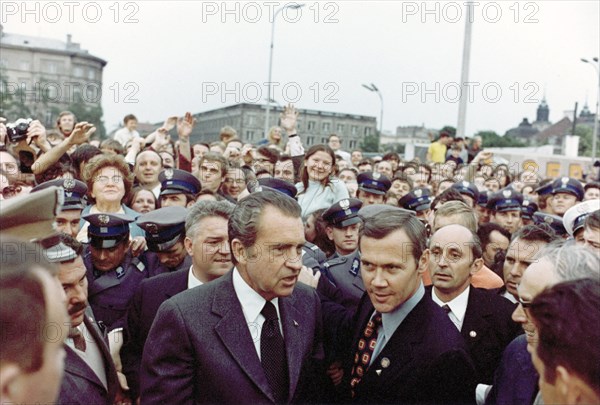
[
  {"xmin": 434, "ymin": 200, "xmax": 478, "ymax": 232},
  {"xmin": 0, "ymin": 236, "xmax": 58, "ymax": 373},
  {"xmin": 228, "ymin": 189, "xmax": 301, "ymax": 265},
  {"xmin": 529, "ymin": 278, "xmax": 600, "ymax": 398},
  {"xmin": 360, "ymin": 209, "xmax": 427, "ymax": 265},
  {"xmin": 511, "ymin": 223, "xmax": 559, "ymax": 244},
  {"xmin": 186, "ymin": 200, "xmax": 236, "ymax": 241}
]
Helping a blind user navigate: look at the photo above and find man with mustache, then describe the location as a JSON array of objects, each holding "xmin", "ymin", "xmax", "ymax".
[
  {"xmin": 48, "ymin": 234, "xmax": 120, "ymax": 404},
  {"xmin": 122, "ymin": 200, "xmax": 235, "ymax": 400}
]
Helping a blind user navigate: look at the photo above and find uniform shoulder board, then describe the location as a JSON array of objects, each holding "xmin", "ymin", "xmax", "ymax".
[
  {"xmin": 131, "ymin": 257, "xmax": 146, "ymax": 272},
  {"xmin": 326, "ymin": 256, "xmax": 347, "ymax": 267}
]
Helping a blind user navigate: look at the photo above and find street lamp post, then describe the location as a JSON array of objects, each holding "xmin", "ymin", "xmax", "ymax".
[
  {"xmin": 264, "ymin": 3, "xmax": 304, "ymax": 138},
  {"xmin": 581, "ymin": 57, "xmax": 599, "ymax": 162},
  {"xmin": 362, "ymin": 83, "xmax": 383, "ymax": 135}
]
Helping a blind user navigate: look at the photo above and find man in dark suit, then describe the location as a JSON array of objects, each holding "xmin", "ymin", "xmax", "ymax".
[
  {"xmin": 47, "ymin": 234, "xmax": 120, "ymax": 404},
  {"xmin": 427, "ymin": 224, "xmax": 521, "ymax": 402},
  {"xmin": 341, "ymin": 210, "xmax": 476, "ymax": 404},
  {"xmin": 121, "ymin": 200, "xmax": 235, "ymax": 400},
  {"xmin": 140, "ymin": 189, "xmax": 324, "ymax": 404}
]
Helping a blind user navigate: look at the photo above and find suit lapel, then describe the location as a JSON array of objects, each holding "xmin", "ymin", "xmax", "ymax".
[
  {"xmin": 164, "ymin": 269, "xmax": 189, "ymax": 299},
  {"xmin": 212, "ymin": 272, "xmax": 274, "ymax": 402},
  {"xmin": 461, "ymin": 288, "xmax": 492, "ymax": 344},
  {"xmin": 279, "ymin": 294, "xmax": 304, "ymax": 400},
  {"xmin": 84, "ymin": 315, "xmax": 119, "ymax": 399}
]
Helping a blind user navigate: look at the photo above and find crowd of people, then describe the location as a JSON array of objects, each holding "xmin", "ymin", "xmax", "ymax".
[{"xmin": 0, "ymin": 104, "xmax": 599, "ymax": 405}]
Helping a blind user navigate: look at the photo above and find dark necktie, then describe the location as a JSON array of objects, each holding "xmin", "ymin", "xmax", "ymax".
[
  {"xmin": 442, "ymin": 304, "xmax": 451, "ymax": 314},
  {"xmin": 261, "ymin": 301, "xmax": 289, "ymax": 403},
  {"xmin": 350, "ymin": 312, "xmax": 382, "ymax": 397},
  {"xmin": 69, "ymin": 327, "xmax": 87, "ymax": 352}
]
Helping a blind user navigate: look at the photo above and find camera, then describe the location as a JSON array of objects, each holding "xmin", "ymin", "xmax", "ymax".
[{"xmin": 6, "ymin": 118, "xmax": 32, "ymax": 143}]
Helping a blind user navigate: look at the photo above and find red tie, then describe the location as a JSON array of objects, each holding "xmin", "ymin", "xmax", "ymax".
[
  {"xmin": 350, "ymin": 312, "xmax": 382, "ymax": 397},
  {"xmin": 69, "ymin": 328, "xmax": 87, "ymax": 352}
]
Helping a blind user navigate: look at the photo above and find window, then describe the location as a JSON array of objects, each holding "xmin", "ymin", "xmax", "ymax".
[
  {"xmin": 43, "ymin": 60, "xmax": 60, "ymax": 74},
  {"xmin": 321, "ymin": 137, "xmax": 328, "ymax": 144},
  {"xmin": 349, "ymin": 140, "xmax": 357, "ymax": 149},
  {"xmin": 247, "ymin": 115, "xmax": 255, "ymax": 125},
  {"xmin": 322, "ymin": 122, "xmax": 330, "ymax": 132},
  {"xmin": 19, "ymin": 61, "xmax": 30, "ymax": 70},
  {"xmin": 73, "ymin": 66, "xmax": 84, "ymax": 77},
  {"xmin": 306, "ymin": 136, "xmax": 314, "ymax": 146},
  {"xmin": 308, "ymin": 121, "xmax": 316, "ymax": 131},
  {"xmin": 47, "ymin": 85, "xmax": 58, "ymax": 100},
  {"xmin": 246, "ymin": 130, "xmax": 255, "ymax": 141},
  {"xmin": 351, "ymin": 125, "xmax": 358, "ymax": 135},
  {"xmin": 336, "ymin": 124, "xmax": 344, "ymax": 133},
  {"xmin": 87, "ymin": 69, "xmax": 96, "ymax": 80},
  {"xmin": 364, "ymin": 127, "xmax": 372, "ymax": 136}
]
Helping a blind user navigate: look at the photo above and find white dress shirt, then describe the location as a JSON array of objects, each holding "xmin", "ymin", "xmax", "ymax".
[
  {"xmin": 187, "ymin": 266, "xmax": 204, "ymax": 289},
  {"xmin": 431, "ymin": 286, "xmax": 470, "ymax": 331},
  {"xmin": 66, "ymin": 322, "xmax": 108, "ymax": 389},
  {"xmin": 232, "ymin": 267, "xmax": 283, "ymax": 360}
]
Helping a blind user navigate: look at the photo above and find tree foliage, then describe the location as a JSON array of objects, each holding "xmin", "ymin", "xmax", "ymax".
[
  {"xmin": 478, "ymin": 130, "xmax": 526, "ymax": 147},
  {"xmin": 360, "ymin": 131, "xmax": 380, "ymax": 152}
]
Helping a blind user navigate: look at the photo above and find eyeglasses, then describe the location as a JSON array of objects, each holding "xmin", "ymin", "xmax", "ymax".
[
  {"xmin": 254, "ymin": 158, "xmax": 271, "ymax": 163},
  {"xmin": 94, "ymin": 175, "xmax": 123, "ymax": 185},
  {"xmin": 224, "ymin": 178, "xmax": 246, "ymax": 185},
  {"xmin": 517, "ymin": 297, "xmax": 532, "ymax": 309},
  {"xmin": 2, "ymin": 185, "xmax": 22, "ymax": 198}
]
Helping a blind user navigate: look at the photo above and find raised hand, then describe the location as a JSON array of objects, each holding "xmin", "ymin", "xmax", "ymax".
[
  {"xmin": 68, "ymin": 122, "xmax": 96, "ymax": 146},
  {"xmin": 279, "ymin": 103, "xmax": 299, "ymax": 134},
  {"xmin": 163, "ymin": 116, "xmax": 178, "ymax": 132},
  {"xmin": 177, "ymin": 112, "xmax": 196, "ymax": 140}
]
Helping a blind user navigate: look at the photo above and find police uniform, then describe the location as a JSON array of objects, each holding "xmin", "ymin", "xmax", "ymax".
[
  {"xmin": 250, "ymin": 177, "xmax": 298, "ymax": 199},
  {"xmin": 521, "ymin": 199, "xmax": 538, "ymax": 224},
  {"xmin": 356, "ymin": 172, "xmax": 391, "ymax": 196},
  {"xmin": 159, "ymin": 168, "xmax": 202, "ymax": 197},
  {"xmin": 398, "ymin": 187, "xmax": 432, "ymax": 213},
  {"xmin": 533, "ymin": 212, "xmax": 567, "ymax": 236},
  {"xmin": 32, "ymin": 177, "xmax": 88, "ymax": 210},
  {"xmin": 302, "ymin": 242, "xmax": 328, "ymax": 274},
  {"xmin": 563, "ymin": 200, "xmax": 600, "ymax": 237},
  {"xmin": 82, "ymin": 213, "xmax": 152, "ymax": 331},
  {"xmin": 487, "ymin": 188, "xmax": 524, "ymax": 212},
  {"xmin": 551, "ymin": 176, "xmax": 584, "ymax": 201},
  {"xmin": 452, "ymin": 180, "xmax": 480, "ymax": 204},
  {"xmin": 136, "ymin": 206, "xmax": 192, "ymax": 275},
  {"xmin": 320, "ymin": 198, "xmax": 365, "ymax": 309}
]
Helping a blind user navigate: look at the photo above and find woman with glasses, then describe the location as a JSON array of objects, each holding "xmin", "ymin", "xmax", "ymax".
[{"xmin": 77, "ymin": 154, "xmax": 146, "ymax": 242}]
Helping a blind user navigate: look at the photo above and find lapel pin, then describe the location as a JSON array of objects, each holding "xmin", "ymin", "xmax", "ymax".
[
  {"xmin": 469, "ymin": 330, "xmax": 477, "ymax": 338},
  {"xmin": 293, "ymin": 320, "xmax": 299, "ymax": 327},
  {"xmin": 380, "ymin": 357, "xmax": 390, "ymax": 368},
  {"xmin": 376, "ymin": 369, "xmax": 382, "ymax": 376}
]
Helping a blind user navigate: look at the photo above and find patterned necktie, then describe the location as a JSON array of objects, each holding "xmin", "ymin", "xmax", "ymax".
[
  {"xmin": 260, "ymin": 301, "xmax": 289, "ymax": 403},
  {"xmin": 69, "ymin": 327, "xmax": 87, "ymax": 352},
  {"xmin": 350, "ymin": 312, "xmax": 382, "ymax": 397}
]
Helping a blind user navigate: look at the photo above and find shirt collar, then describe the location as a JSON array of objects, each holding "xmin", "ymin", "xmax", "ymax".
[
  {"xmin": 431, "ymin": 285, "xmax": 470, "ymax": 324},
  {"xmin": 381, "ymin": 281, "xmax": 425, "ymax": 341},
  {"xmin": 187, "ymin": 265, "xmax": 204, "ymax": 289},
  {"xmin": 232, "ymin": 267, "xmax": 279, "ymax": 324}
]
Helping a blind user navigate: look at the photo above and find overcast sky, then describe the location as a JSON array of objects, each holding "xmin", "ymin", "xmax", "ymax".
[{"xmin": 5, "ymin": 0, "xmax": 599, "ymax": 136}]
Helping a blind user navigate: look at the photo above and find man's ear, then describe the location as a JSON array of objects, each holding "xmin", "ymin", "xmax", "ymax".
[
  {"xmin": 325, "ymin": 226, "xmax": 334, "ymax": 241},
  {"xmin": 417, "ymin": 249, "xmax": 430, "ymax": 275},
  {"xmin": 231, "ymin": 239, "xmax": 248, "ymax": 265},
  {"xmin": 184, "ymin": 236, "xmax": 193, "ymax": 256},
  {"xmin": 470, "ymin": 258, "xmax": 484, "ymax": 275},
  {"xmin": 1, "ymin": 364, "xmax": 23, "ymax": 403}
]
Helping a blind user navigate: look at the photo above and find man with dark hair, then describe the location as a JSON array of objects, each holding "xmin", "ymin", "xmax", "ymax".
[
  {"xmin": 356, "ymin": 172, "xmax": 391, "ymax": 206},
  {"xmin": 47, "ymin": 234, "xmax": 121, "ymax": 404},
  {"xmin": 528, "ymin": 278, "xmax": 600, "ymax": 405},
  {"xmin": 0, "ymin": 236, "xmax": 69, "ymax": 404},
  {"xmin": 141, "ymin": 190, "xmax": 324, "ymax": 403},
  {"xmin": 197, "ymin": 152, "xmax": 228, "ymax": 193},
  {"xmin": 114, "ymin": 114, "xmax": 140, "ymax": 148},
  {"xmin": 428, "ymin": 225, "xmax": 521, "ymax": 396},
  {"xmin": 488, "ymin": 188, "xmax": 524, "ymax": 234},
  {"xmin": 274, "ymin": 154, "xmax": 295, "ymax": 183},
  {"xmin": 123, "ymin": 200, "xmax": 235, "ymax": 400},
  {"xmin": 340, "ymin": 210, "xmax": 475, "ymax": 403},
  {"xmin": 254, "ymin": 146, "xmax": 280, "ymax": 176},
  {"xmin": 477, "ymin": 223, "xmax": 511, "ymax": 270},
  {"xmin": 426, "ymin": 131, "xmax": 452, "ymax": 163},
  {"xmin": 501, "ymin": 224, "xmax": 558, "ymax": 303}
]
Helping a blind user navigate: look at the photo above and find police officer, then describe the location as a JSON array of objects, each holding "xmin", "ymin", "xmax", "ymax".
[
  {"xmin": 32, "ymin": 178, "xmax": 88, "ymax": 238},
  {"xmin": 451, "ymin": 180, "xmax": 480, "ymax": 208},
  {"xmin": 562, "ymin": 200, "xmax": 600, "ymax": 242},
  {"xmin": 476, "ymin": 190, "xmax": 490, "ymax": 224},
  {"xmin": 521, "ymin": 199, "xmax": 538, "ymax": 226},
  {"xmin": 533, "ymin": 211, "xmax": 568, "ymax": 237},
  {"xmin": 248, "ymin": 177, "xmax": 298, "ymax": 199},
  {"xmin": 550, "ymin": 177, "xmax": 584, "ymax": 217},
  {"xmin": 488, "ymin": 188, "xmax": 524, "ymax": 234},
  {"xmin": 158, "ymin": 168, "xmax": 202, "ymax": 208},
  {"xmin": 398, "ymin": 187, "xmax": 433, "ymax": 222},
  {"xmin": 320, "ymin": 198, "xmax": 364, "ymax": 309},
  {"xmin": 81, "ymin": 213, "xmax": 154, "ymax": 331},
  {"xmin": 356, "ymin": 172, "xmax": 391, "ymax": 206},
  {"xmin": 136, "ymin": 206, "xmax": 192, "ymax": 275}
]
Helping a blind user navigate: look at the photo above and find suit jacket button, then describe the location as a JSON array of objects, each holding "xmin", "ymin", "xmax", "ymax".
[
  {"xmin": 469, "ymin": 330, "xmax": 477, "ymax": 338},
  {"xmin": 381, "ymin": 357, "xmax": 390, "ymax": 368}
]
